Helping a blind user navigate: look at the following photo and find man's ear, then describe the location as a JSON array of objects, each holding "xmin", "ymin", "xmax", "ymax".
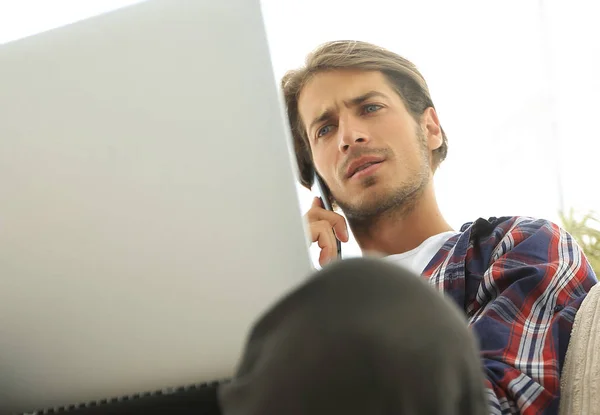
[{"xmin": 423, "ymin": 107, "xmax": 442, "ymax": 152}]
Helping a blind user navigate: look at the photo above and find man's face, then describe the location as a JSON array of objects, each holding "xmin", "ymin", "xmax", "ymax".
[{"xmin": 298, "ymin": 69, "xmax": 441, "ymax": 220}]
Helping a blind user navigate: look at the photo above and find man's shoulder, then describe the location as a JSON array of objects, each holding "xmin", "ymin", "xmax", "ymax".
[
  {"xmin": 460, "ymin": 215, "xmax": 562, "ymax": 242},
  {"xmin": 429, "ymin": 215, "xmax": 569, "ymax": 275},
  {"xmin": 451, "ymin": 215, "xmax": 570, "ymax": 265}
]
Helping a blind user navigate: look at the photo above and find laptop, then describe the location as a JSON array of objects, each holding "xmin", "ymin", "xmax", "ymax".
[{"xmin": 0, "ymin": 0, "xmax": 313, "ymax": 412}]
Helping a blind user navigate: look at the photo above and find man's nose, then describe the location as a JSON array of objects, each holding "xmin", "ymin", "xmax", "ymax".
[{"xmin": 337, "ymin": 115, "xmax": 369, "ymax": 153}]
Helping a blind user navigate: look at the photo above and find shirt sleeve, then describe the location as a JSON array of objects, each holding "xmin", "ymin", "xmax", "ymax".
[{"xmin": 467, "ymin": 217, "xmax": 598, "ymax": 414}]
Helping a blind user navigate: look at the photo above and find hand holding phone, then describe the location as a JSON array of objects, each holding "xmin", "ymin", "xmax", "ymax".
[{"xmin": 306, "ymin": 173, "xmax": 348, "ymax": 266}]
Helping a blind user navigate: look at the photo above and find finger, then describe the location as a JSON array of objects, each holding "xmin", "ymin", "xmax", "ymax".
[
  {"xmin": 311, "ymin": 196, "xmax": 323, "ymax": 209},
  {"xmin": 312, "ymin": 221, "xmax": 336, "ymax": 249},
  {"xmin": 319, "ymin": 245, "xmax": 333, "ymax": 267},
  {"xmin": 311, "ymin": 221, "xmax": 337, "ymax": 265},
  {"xmin": 332, "ymin": 218, "xmax": 349, "ymax": 243},
  {"xmin": 317, "ymin": 231, "xmax": 337, "ymax": 267},
  {"xmin": 316, "ymin": 221, "xmax": 337, "ymax": 254},
  {"xmin": 306, "ymin": 205, "xmax": 349, "ymax": 243}
]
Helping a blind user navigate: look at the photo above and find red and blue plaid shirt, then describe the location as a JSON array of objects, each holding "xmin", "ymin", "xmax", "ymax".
[{"xmin": 422, "ymin": 216, "xmax": 597, "ymax": 414}]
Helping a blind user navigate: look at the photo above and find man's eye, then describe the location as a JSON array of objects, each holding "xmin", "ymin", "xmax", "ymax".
[
  {"xmin": 363, "ymin": 104, "xmax": 382, "ymax": 113},
  {"xmin": 317, "ymin": 125, "xmax": 333, "ymax": 138}
]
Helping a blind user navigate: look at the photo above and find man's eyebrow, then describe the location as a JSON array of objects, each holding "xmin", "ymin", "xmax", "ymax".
[
  {"xmin": 308, "ymin": 110, "xmax": 335, "ymax": 135},
  {"xmin": 307, "ymin": 91, "xmax": 389, "ymax": 134},
  {"xmin": 345, "ymin": 90, "xmax": 389, "ymax": 107}
]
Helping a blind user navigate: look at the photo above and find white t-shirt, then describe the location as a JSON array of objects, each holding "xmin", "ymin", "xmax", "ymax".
[{"xmin": 384, "ymin": 231, "xmax": 459, "ymax": 275}]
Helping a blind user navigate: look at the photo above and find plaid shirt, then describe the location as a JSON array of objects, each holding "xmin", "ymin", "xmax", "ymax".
[{"xmin": 422, "ymin": 216, "xmax": 597, "ymax": 414}]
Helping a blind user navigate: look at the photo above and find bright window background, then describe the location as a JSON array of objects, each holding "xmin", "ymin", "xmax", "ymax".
[{"xmin": 1, "ymin": 0, "xmax": 598, "ymax": 262}]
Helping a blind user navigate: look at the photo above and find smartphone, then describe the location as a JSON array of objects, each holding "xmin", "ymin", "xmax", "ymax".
[{"xmin": 313, "ymin": 172, "xmax": 342, "ymax": 259}]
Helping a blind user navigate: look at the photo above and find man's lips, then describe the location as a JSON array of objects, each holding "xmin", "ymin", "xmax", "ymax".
[
  {"xmin": 345, "ymin": 156, "xmax": 385, "ymax": 179},
  {"xmin": 349, "ymin": 161, "xmax": 383, "ymax": 179}
]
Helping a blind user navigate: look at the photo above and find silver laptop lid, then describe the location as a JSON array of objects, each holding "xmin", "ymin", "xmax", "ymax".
[{"xmin": 0, "ymin": 0, "xmax": 312, "ymax": 412}]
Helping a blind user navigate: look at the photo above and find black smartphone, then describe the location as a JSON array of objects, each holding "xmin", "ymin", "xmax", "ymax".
[{"xmin": 313, "ymin": 172, "xmax": 342, "ymax": 259}]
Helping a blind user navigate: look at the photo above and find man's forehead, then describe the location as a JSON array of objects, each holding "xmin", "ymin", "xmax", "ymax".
[{"xmin": 298, "ymin": 70, "xmax": 392, "ymax": 124}]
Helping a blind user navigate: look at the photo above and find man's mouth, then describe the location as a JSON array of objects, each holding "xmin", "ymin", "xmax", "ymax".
[
  {"xmin": 353, "ymin": 161, "xmax": 380, "ymax": 175},
  {"xmin": 346, "ymin": 157, "xmax": 385, "ymax": 179}
]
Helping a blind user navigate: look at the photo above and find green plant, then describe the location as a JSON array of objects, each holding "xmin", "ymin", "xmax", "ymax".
[{"xmin": 559, "ymin": 208, "xmax": 600, "ymax": 276}]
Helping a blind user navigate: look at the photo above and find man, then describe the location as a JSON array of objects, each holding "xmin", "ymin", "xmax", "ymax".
[{"xmin": 218, "ymin": 41, "xmax": 598, "ymax": 414}]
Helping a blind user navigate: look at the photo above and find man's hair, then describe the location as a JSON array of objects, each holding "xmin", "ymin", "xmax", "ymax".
[{"xmin": 281, "ymin": 40, "xmax": 448, "ymax": 197}]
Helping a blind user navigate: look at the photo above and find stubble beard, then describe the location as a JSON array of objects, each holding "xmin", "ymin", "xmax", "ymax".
[{"xmin": 335, "ymin": 133, "xmax": 432, "ymax": 231}]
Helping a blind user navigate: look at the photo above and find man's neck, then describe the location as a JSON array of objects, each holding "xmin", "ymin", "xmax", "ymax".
[{"xmin": 350, "ymin": 186, "xmax": 453, "ymax": 256}]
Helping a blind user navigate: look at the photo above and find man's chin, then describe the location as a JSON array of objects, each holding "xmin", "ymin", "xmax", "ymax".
[
  {"xmin": 338, "ymin": 182, "xmax": 425, "ymax": 222},
  {"xmin": 337, "ymin": 193, "xmax": 393, "ymax": 221}
]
